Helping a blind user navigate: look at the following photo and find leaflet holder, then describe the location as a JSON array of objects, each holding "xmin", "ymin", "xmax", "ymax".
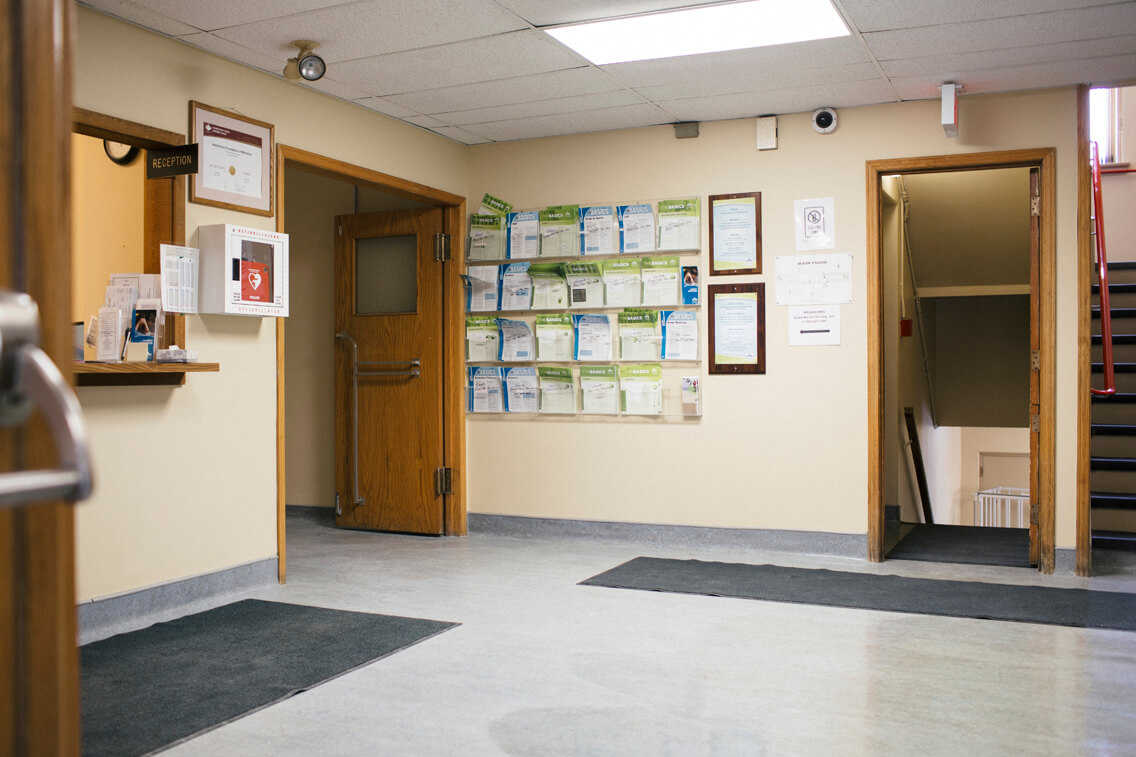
[{"xmin": 0, "ymin": 291, "xmax": 93, "ymax": 508}]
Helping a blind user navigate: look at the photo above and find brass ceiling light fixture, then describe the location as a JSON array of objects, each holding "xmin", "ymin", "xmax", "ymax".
[{"xmin": 283, "ymin": 40, "xmax": 326, "ymax": 82}]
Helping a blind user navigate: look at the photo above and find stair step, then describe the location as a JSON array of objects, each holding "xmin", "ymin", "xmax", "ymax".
[
  {"xmin": 1093, "ymin": 283, "xmax": 1136, "ymax": 294},
  {"xmin": 1093, "ymin": 307, "xmax": 1136, "ymax": 318},
  {"xmin": 1091, "ymin": 424, "xmax": 1136, "ymax": 435},
  {"xmin": 1100, "ymin": 262, "xmax": 1136, "ymax": 271},
  {"xmin": 1092, "ymin": 531, "xmax": 1136, "ymax": 550},
  {"xmin": 1091, "ymin": 456, "xmax": 1136, "ymax": 471},
  {"xmin": 1093, "ymin": 392, "xmax": 1136, "ymax": 403},
  {"xmin": 1090, "ymin": 492, "xmax": 1136, "ymax": 509},
  {"xmin": 1093, "ymin": 334, "xmax": 1136, "ymax": 344},
  {"xmin": 1091, "ymin": 363, "xmax": 1136, "ymax": 372}
]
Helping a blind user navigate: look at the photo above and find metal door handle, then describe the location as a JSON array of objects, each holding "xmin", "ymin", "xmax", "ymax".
[
  {"xmin": 0, "ymin": 291, "xmax": 93, "ymax": 508},
  {"xmin": 335, "ymin": 331, "xmax": 364, "ymax": 514},
  {"xmin": 356, "ymin": 359, "xmax": 420, "ymax": 378}
]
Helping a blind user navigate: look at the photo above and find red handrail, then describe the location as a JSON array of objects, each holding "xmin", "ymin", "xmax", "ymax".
[{"xmin": 1091, "ymin": 141, "xmax": 1116, "ymax": 397}]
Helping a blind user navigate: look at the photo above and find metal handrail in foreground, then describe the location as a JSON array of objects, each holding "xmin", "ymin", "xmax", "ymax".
[{"xmin": 1091, "ymin": 141, "xmax": 1116, "ymax": 397}]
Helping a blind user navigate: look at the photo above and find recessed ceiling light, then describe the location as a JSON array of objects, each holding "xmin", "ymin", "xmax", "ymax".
[{"xmin": 545, "ymin": 0, "xmax": 850, "ymax": 66}]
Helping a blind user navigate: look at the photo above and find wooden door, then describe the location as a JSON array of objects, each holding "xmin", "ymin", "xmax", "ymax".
[
  {"xmin": 334, "ymin": 208, "xmax": 446, "ymax": 534},
  {"xmin": 1, "ymin": 0, "xmax": 81, "ymax": 754},
  {"xmin": 1029, "ymin": 166, "xmax": 1041, "ymax": 565}
]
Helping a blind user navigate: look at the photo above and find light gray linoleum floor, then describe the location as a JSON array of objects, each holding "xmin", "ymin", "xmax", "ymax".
[{"xmin": 153, "ymin": 513, "xmax": 1136, "ymax": 756}]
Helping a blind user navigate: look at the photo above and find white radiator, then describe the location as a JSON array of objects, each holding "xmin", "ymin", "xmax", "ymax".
[{"xmin": 973, "ymin": 487, "xmax": 1030, "ymax": 528}]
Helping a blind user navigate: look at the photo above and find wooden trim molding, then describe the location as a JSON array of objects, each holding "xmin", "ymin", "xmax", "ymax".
[
  {"xmin": 275, "ymin": 152, "xmax": 287, "ymax": 583},
  {"xmin": 73, "ymin": 107, "xmax": 184, "ymax": 149},
  {"xmin": 1076, "ymin": 85, "xmax": 1093, "ymax": 577},
  {"xmin": 443, "ymin": 203, "xmax": 467, "ymax": 535},
  {"xmin": 866, "ymin": 148, "xmax": 1058, "ymax": 572}
]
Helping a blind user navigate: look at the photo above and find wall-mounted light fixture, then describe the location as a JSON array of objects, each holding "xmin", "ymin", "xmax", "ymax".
[{"xmin": 283, "ymin": 40, "xmax": 326, "ymax": 82}]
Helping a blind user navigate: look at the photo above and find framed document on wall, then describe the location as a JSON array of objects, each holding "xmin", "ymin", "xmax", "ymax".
[
  {"xmin": 708, "ymin": 191, "xmax": 761, "ymax": 275},
  {"xmin": 189, "ymin": 101, "xmax": 274, "ymax": 216},
  {"xmin": 708, "ymin": 282, "xmax": 765, "ymax": 374}
]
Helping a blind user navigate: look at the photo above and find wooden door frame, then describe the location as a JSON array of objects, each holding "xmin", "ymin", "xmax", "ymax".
[
  {"xmin": 274, "ymin": 145, "xmax": 467, "ymax": 582},
  {"xmin": 1075, "ymin": 85, "xmax": 1093, "ymax": 577},
  {"xmin": 866, "ymin": 148, "xmax": 1057, "ymax": 573}
]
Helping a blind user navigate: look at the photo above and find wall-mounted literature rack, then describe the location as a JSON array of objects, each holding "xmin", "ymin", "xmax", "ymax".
[
  {"xmin": 463, "ymin": 197, "xmax": 704, "ymax": 420},
  {"xmin": 73, "ymin": 361, "xmax": 220, "ymax": 387}
]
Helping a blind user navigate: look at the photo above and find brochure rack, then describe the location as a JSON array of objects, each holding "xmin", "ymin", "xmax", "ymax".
[{"xmin": 463, "ymin": 198, "xmax": 704, "ymax": 419}]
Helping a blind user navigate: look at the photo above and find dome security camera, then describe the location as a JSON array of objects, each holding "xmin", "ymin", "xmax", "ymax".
[{"xmin": 812, "ymin": 107, "xmax": 838, "ymax": 134}]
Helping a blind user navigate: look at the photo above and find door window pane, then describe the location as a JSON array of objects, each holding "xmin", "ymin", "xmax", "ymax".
[{"xmin": 356, "ymin": 234, "xmax": 416, "ymax": 314}]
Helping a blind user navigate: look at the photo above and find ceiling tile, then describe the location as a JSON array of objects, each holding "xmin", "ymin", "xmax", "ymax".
[
  {"xmin": 405, "ymin": 115, "xmax": 448, "ymax": 128},
  {"xmin": 429, "ymin": 126, "xmax": 495, "ymax": 145},
  {"xmin": 889, "ymin": 53, "xmax": 1136, "ymax": 99},
  {"xmin": 330, "ymin": 31, "xmax": 588, "ymax": 96},
  {"xmin": 494, "ymin": 0, "xmax": 723, "ymax": 27},
  {"xmin": 386, "ymin": 68, "xmax": 619, "ymax": 114},
  {"xmin": 658, "ymin": 79, "xmax": 898, "ymax": 121},
  {"xmin": 634, "ymin": 62, "xmax": 883, "ymax": 101},
  {"xmin": 80, "ymin": 0, "xmax": 201, "ymax": 36},
  {"xmin": 352, "ymin": 97, "xmax": 424, "ymax": 120},
  {"xmin": 839, "ymin": 0, "xmax": 1125, "ymax": 33},
  {"xmin": 125, "ymin": 0, "xmax": 348, "ymax": 31},
  {"xmin": 882, "ymin": 35, "xmax": 1136, "ymax": 78},
  {"xmin": 863, "ymin": 5, "xmax": 1136, "ymax": 61},
  {"xmin": 601, "ymin": 37, "xmax": 871, "ymax": 89},
  {"xmin": 468, "ymin": 103, "xmax": 673, "ymax": 141},
  {"xmin": 434, "ymin": 90, "xmax": 646, "ymax": 126},
  {"xmin": 301, "ymin": 77, "xmax": 373, "ymax": 101},
  {"xmin": 211, "ymin": 0, "xmax": 529, "ymax": 62},
  {"xmin": 176, "ymin": 32, "xmax": 282, "ymax": 73}
]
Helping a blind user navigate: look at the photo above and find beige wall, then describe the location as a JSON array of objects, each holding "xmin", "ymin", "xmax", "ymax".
[
  {"xmin": 1101, "ymin": 85, "xmax": 1136, "ymax": 262},
  {"xmin": 467, "ymin": 88, "xmax": 1080, "ymax": 545},
  {"xmin": 282, "ymin": 168, "xmax": 354, "ymax": 508},
  {"xmin": 73, "ymin": 8, "xmax": 469, "ymax": 601},
  {"xmin": 71, "ymin": 132, "xmax": 145, "ymax": 337}
]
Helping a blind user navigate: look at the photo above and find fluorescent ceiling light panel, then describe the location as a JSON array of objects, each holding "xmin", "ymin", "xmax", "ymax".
[{"xmin": 545, "ymin": 0, "xmax": 850, "ymax": 66}]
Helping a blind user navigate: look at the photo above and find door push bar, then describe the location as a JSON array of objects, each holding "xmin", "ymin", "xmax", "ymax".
[
  {"xmin": 334, "ymin": 331, "xmax": 422, "ymax": 515},
  {"xmin": 0, "ymin": 291, "xmax": 93, "ymax": 509}
]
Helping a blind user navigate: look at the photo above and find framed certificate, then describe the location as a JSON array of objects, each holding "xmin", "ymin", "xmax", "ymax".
[
  {"xmin": 709, "ymin": 192, "xmax": 761, "ymax": 275},
  {"xmin": 708, "ymin": 282, "xmax": 765, "ymax": 374},
  {"xmin": 189, "ymin": 101, "xmax": 274, "ymax": 216}
]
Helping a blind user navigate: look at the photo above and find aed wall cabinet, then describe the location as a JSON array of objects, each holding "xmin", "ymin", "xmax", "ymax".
[{"xmin": 199, "ymin": 224, "xmax": 290, "ymax": 317}]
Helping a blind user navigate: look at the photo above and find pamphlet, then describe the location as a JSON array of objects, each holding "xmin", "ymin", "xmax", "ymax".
[
  {"xmin": 619, "ymin": 363, "xmax": 663, "ymax": 415},
  {"xmin": 497, "ymin": 318, "xmax": 534, "ymax": 361},
  {"xmin": 110, "ymin": 272, "xmax": 160, "ymax": 300},
  {"xmin": 602, "ymin": 258, "xmax": 641, "ymax": 307},
  {"xmin": 618, "ymin": 309, "xmax": 659, "ymax": 360},
  {"xmin": 657, "ymin": 198, "xmax": 700, "ymax": 251},
  {"xmin": 528, "ymin": 263, "xmax": 568, "ymax": 309},
  {"xmin": 617, "ymin": 204, "xmax": 656, "ymax": 254},
  {"xmin": 503, "ymin": 366, "xmax": 538, "ymax": 412},
  {"xmin": 682, "ymin": 265, "xmax": 699, "ymax": 305},
  {"xmin": 641, "ymin": 255, "xmax": 681, "ymax": 306},
  {"xmin": 661, "ymin": 310, "xmax": 698, "ymax": 360},
  {"xmin": 573, "ymin": 314, "xmax": 613, "ymax": 361},
  {"xmin": 469, "ymin": 214, "xmax": 506, "ymax": 261},
  {"xmin": 538, "ymin": 366, "xmax": 576, "ymax": 414},
  {"xmin": 681, "ymin": 376, "xmax": 702, "ymax": 416},
  {"xmin": 128, "ymin": 298, "xmax": 161, "ymax": 361},
  {"xmin": 499, "ymin": 262, "xmax": 533, "ymax": 311},
  {"xmin": 466, "ymin": 316, "xmax": 500, "ymax": 361},
  {"xmin": 95, "ymin": 306, "xmax": 124, "ymax": 362},
  {"xmin": 160, "ymin": 244, "xmax": 198, "ymax": 314},
  {"xmin": 563, "ymin": 262, "xmax": 604, "ymax": 308},
  {"xmin": 579, "ymin": 365, "xmax": 619, "ymax": 415},
  {"xmin": 479, "ymin": 193, "xmax": 512, "ymax": 217},
  {"xmin": 578, "ymin": 205, "xmax": 616, "ymax": 255},
  {"xmin": 463, "ymin": 265, "xmax": 499, "ymax": 312},
  {"xmin": 535, "ymin": 313, "xmax": 574, "ymax": 361},
  {"xmin": 506, "ymin": 211, "xmax": 540, "ymax": 259},
  {"xmin": 539, "ymin": 205, "xmax": 580, "ymax": 257},
  {"xmin": 467, "ymin": 366, "xmax": 504, "ymax": 413}
]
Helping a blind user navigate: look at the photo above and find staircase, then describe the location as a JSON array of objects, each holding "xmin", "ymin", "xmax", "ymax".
[{"xmin": 1091, "ymin": 261, "xmax": 1136, "ymax": 550}]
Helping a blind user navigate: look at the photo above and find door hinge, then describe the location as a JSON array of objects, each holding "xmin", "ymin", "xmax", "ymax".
[
  {"xmin": 1030, "ymin": 501, "xmax": 1039, "ymax": 525},
  {"xmin": 335, "ymin": 492, "xmax": 342, "ymax": 516},
  {"xmin": 433, "ymin": 232, "xmax": 451, "ymax": 262},
  {"xmin": 338, "ymin": 224, "xmax": 343, "ymax": 236},
  {"xmin": 1031, "ymin": 414, "xmax": 1040, "ymax": 433},
  {"xmin": 1030, "ymin": 350, "xmax": 1040, "ymax": 371},
  {"xmin": 434, "ymin": 467, "xmax": 453, "ymax": 496},
  {"xmin": 1030, "ymin": 196, "xmax": 1040, "ymax": 216}
]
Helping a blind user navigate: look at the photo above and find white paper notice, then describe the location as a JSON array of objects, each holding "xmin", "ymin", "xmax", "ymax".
[
  {"xmin": 713, "ymin": 293, "xmax": 758, "ymax": 364},
  {"xmin": 160, "ymin": 244, "xmax": 199, "ymax": 314},
  {"xmin": 574, "ymin": 315, "xmax": 613, "ymax": 361},
  {"xmin": 789, "ymin": 306, "xmax": 840, "ymax": 346},
  {"xmin": 471, "ymin": 371, "xmax": 503, "ymax": 413},
  {"xmin": 794, "ymin": 197, "xmax": 835, "ymax": 251},
  {"xmin": 774, "ymin": 253, "xmax": 853, "ymax": 305},
  {"xmin": 498, "ymin": 319, "xmax": 533, "ymax": 361},
  {"xmin": 200, "ymin": 121, "xmax": 263, "ymax": 199},
  {"xmin": 661, "ymin": 311, "xmax": 698, "ymax": 360},
  {"xmin": 465, "ymin": 267, "xmax": 499, "ymax": 312},
  {"xmin": 504, "ymin": 368, "xmax": 538, "ymax": 413},
  {"xmin": 618, "ymin": 205, "xmax": 656, "ymax": 254}
]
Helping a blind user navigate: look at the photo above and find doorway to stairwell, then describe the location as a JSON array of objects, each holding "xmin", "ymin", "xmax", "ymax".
[{"xmin": 866, "ymin": 149, "xmax": 1056, "ymax": 573}]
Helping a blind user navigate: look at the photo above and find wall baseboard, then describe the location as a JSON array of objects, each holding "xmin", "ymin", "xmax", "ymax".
[
  {"xmin": 468, "ymin": 513, "xmax": 867, "ymax": 558},
  {"xmin": 78, "ymin": 557, "xmax": 278, "ymax": 644}
]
